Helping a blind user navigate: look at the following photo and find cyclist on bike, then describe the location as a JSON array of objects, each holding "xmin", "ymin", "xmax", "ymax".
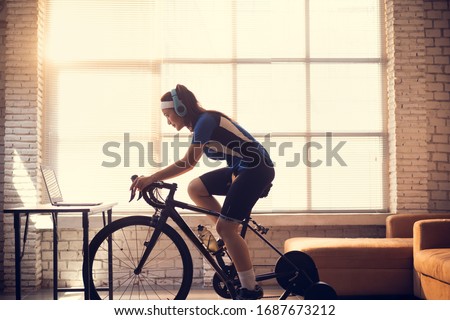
[{"xmin": 130, "ymin": 84, "xmax": 275, "ymax": 300}]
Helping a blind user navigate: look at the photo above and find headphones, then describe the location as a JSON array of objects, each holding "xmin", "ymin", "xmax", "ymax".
[{"xmin": 171, "ymin": 89, "xmax": 187, "ymax": 117}]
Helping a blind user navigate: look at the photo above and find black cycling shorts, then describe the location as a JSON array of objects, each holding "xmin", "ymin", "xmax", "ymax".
[{"xmin": 199, "ymin": 164, "xmax": 275, "ymax": 222}]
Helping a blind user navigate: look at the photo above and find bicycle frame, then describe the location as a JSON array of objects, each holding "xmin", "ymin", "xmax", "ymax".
[{"xmin": 135, "ymin": 182, "xmax": 303, "ymax": 300}]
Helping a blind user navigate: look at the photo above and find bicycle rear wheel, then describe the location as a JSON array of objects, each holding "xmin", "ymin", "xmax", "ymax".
[{"xmin": 84, "ymin": 216, "xmax": 193, "ymax": 300}]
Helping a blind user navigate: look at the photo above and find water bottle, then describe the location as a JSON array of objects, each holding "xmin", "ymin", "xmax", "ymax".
[{"xmin": 197, "ymin": 225, "xmax": 219, "ymax": 252}]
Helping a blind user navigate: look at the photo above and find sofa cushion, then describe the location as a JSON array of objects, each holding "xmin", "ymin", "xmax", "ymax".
[
  {"xmin": 284, "ymin": 237, "xmax": 413, "ymax": 269},
  {"xmin": 414, "ymin": 249, "xmax": 450, "ymax": 284},
  {"xmin": 386, "ymin": 213, "xmax": 450, "ymax": 238}
]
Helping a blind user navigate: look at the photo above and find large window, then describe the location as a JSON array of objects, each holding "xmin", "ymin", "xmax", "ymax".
[{"xmin": 45, "ymin": 0, "xmax": 387, "ymax": 213}]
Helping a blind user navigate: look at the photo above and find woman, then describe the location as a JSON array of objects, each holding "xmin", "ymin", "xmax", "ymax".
[{"xmin": 130, "ymin": 84, "xmax": 274, "ymax": 300}]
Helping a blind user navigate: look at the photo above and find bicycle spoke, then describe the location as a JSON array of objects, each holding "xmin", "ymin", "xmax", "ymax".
[
  {"xmin": 139, "ymin": 272, "xmax": 179, "ymax": 299},
  {"xmin": 143, "ymin": 237, "xmax": 179, "ymax": 269},
  {"xmin": 119, "ymin": 226, "xmax": 140, "ymax": 268},
  {"xmin": 136, "ymin": 274, "xmax": 151, "ymax": 300},
  {"xmin": 96, "ymin": 242, "xmax": 137, "ymax": 271}
]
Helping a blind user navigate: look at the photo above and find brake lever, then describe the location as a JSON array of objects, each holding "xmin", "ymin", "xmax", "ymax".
[{"xmin": 129, "ymin": 174, "xmax": 142, "ymax": 202}]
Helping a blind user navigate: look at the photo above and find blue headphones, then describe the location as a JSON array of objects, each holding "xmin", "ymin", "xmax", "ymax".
[{"xmin": 171, "ymin": 89, "xmax": 187, "ymax": 117}]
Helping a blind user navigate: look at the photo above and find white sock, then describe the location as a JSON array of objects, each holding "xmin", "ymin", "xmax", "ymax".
[{"xmin": 237, "ymin": 269, "xmax": 257, "ymax": 290}]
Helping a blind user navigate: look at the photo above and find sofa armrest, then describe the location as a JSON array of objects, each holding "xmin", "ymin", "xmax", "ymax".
[
  {"xmin": 386, "ymin": 213, "xmax": 450, "ymax": 238},
  {"xmin": 413, "ymin": 219, "xmax": 450, "ymax": 254}
]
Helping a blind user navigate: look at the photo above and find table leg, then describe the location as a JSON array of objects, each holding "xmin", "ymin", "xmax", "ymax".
[
  {"xmin": 82, "ymin": 211, "xmax": 90, "ymax": 300},
  {"xmin": 107, "ymin": 209, "xmax": 113, "ymax": 299},
  {"xmin": 13, "ymin": 213, "xmax": 21, "ymax": 300},
  {"xmin": 52, "ymin": 212, "xmax": 58, "ymax": 300}
]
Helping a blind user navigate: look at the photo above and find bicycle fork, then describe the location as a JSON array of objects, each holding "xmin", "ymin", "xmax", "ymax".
[{"xmin": 133, "ymin": 213, "xmax": 166, "ymax": 276}]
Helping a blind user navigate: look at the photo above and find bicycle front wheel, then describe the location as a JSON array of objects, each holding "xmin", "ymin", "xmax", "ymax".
[{"xmin": 85, "ymin": 215, "xmax": 193, "ymax": 300}]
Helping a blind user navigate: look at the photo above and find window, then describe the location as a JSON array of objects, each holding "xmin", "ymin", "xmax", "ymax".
[{"xmin": 45, "ymin": 0, "xmax": 386, "ymax": 213}]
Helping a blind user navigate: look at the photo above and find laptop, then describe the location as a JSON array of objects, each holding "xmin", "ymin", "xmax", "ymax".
[{"xmin": 41, "ymin": 166, "xmax": 102, "ymax": 207}]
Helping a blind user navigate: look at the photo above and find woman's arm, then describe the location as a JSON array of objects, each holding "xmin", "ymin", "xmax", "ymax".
[{"xmin": 130, "ymin": 143, "xmax": 204, "ymax": 192}]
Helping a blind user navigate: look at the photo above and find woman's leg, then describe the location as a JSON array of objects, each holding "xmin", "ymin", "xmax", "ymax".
[
  {"xmin": 216, "ymin": 166, "xmax": 274, "ymax": 296},
  {"xmin": 215, "ymin": 218, "xmax": 253, "ymax": 272},
  {"xmin": 216, "ymin": 218, "xmax": 258, "ymax": 293},
  {"xmin": 188, "ymin": 168, "xmax": 233, "ymax": 223},
  {"xmin": 188, "ymin": 177, "xmax": 221, "ymax": 223}
]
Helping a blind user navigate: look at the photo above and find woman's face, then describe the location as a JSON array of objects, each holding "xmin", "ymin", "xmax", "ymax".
[{"xmin": 163, "ymin": 109, "xmax": 185, "ymax": 131}]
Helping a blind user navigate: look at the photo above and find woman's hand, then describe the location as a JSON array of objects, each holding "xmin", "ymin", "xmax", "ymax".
[{"xmin": 129, "ymin": 175, "xmax": 156, "ymax": 194}]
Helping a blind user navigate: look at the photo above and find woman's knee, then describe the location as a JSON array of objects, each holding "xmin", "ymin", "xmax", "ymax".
[
  {"xmin": 188, "ymin": 178, "xmax": 209, "ymax": 199},
  {"xmin": 216, "ymin": 218, "xmax": 239, "ymax": 239}
]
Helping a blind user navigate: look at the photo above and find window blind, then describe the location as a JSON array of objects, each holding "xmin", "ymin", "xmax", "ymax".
[
  {"xmin": 45, "ymin": 0, "xmax": 387, "ymax": 213},
  {"xmin": 45, "ymin": 0, "xmax": 161, "ymax": 210}
]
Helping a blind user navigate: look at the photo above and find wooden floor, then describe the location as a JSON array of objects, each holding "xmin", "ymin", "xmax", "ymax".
[
  {"xmin": 0, "ymin": 286, "xmax": 306, "ymax": 300},
  {"xmin": 0, "ymin": 286, "xmax": 417, "ymax": 300}
]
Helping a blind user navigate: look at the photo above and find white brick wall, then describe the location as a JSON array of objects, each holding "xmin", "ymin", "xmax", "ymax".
[
  {"xmin": 424, "ymin": 0, "xmax": 450, "ymax": 211},
  {"xmin": 0, "ymin": 2, "xmax": 7, "ymax": 292},
  {"xmin": 1, "ymin": 0, "xmax": 45, "ymax": 292},
  {"xmin": 386, "ymin": 0, "xmax": 429, "ymax": 213},
  {"xmin": 385, "ymin": 0, "xmax": 450, "ymax": 213},
  {"xmin": 1, "ymin": 0, "xmax": 450, "ymax": 293}
]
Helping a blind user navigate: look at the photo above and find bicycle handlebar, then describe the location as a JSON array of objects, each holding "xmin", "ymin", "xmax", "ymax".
[{"xmin": 129, "ymin": 175, "xmax": 177, "ymax": 209}]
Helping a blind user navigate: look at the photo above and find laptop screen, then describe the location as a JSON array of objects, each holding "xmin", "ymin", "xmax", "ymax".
[{"xmin": 41, "ymin": 166, "xmax": 64, "ymax": 204}]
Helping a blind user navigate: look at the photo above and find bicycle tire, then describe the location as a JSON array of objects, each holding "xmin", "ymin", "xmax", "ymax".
[
  {"xmin": 84, "ymin": 216, "xmax": 193, "ymax": 300},
  {"xmin": 275, "ymin": 251, "xmax": 319, "ymax": 296}
]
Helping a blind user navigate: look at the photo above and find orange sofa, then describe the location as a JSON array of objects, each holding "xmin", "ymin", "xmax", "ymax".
[
  {"xmin": 413, "ymin": 219, "xmax": 450, "ymax": 300},
  {"xmin": 284, "ymin": 213, "xmax": 450, "ymax": 297}
]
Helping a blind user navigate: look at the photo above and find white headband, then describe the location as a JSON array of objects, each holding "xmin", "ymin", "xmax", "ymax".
[{"xmin": 161, "ymin": 101, "xmax": 174, "ymax": 110}]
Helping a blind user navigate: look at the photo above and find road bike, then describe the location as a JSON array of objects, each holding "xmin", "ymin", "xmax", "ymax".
[{"xmin": 82, "ymin": 179, "xmax": 337, "ymax": 300}]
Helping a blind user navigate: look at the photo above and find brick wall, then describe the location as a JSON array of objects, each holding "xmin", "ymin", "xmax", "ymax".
[
  {"xmin": 1, "ymin": 0, "xmax": 45, "ymax": 292},
  {"xmin": 1, "ymin": 0, "xmax": 450, "ymax": 293},
  {"xmin": 0, "ymin": 0, "xmax": 7, "ymax": 292},
  {"xmin": 386, "ymin": 0, "xmax": 450, "ymax": 213},
  {"xmin": 386, "ymin": 0, "xmax": 429, "ymax": 213},
  {"xmin": 424, "ymin": 0, "xmax": 450, "ymax": 211}
]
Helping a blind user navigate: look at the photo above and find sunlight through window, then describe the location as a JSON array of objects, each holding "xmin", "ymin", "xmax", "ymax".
[{"xmin": 45, "ymin": 0, "xmax": 386, "ymax": 213}]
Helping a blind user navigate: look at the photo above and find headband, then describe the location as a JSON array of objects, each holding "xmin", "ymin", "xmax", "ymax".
[{"xmin": 161, "ymin": 101, "xmax": 174, "ymax": 110}]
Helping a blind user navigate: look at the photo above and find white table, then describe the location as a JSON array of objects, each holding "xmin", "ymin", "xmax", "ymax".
[{"xmin": 2, "ymin": 202, "xmax": 117, "ymax": 300}]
